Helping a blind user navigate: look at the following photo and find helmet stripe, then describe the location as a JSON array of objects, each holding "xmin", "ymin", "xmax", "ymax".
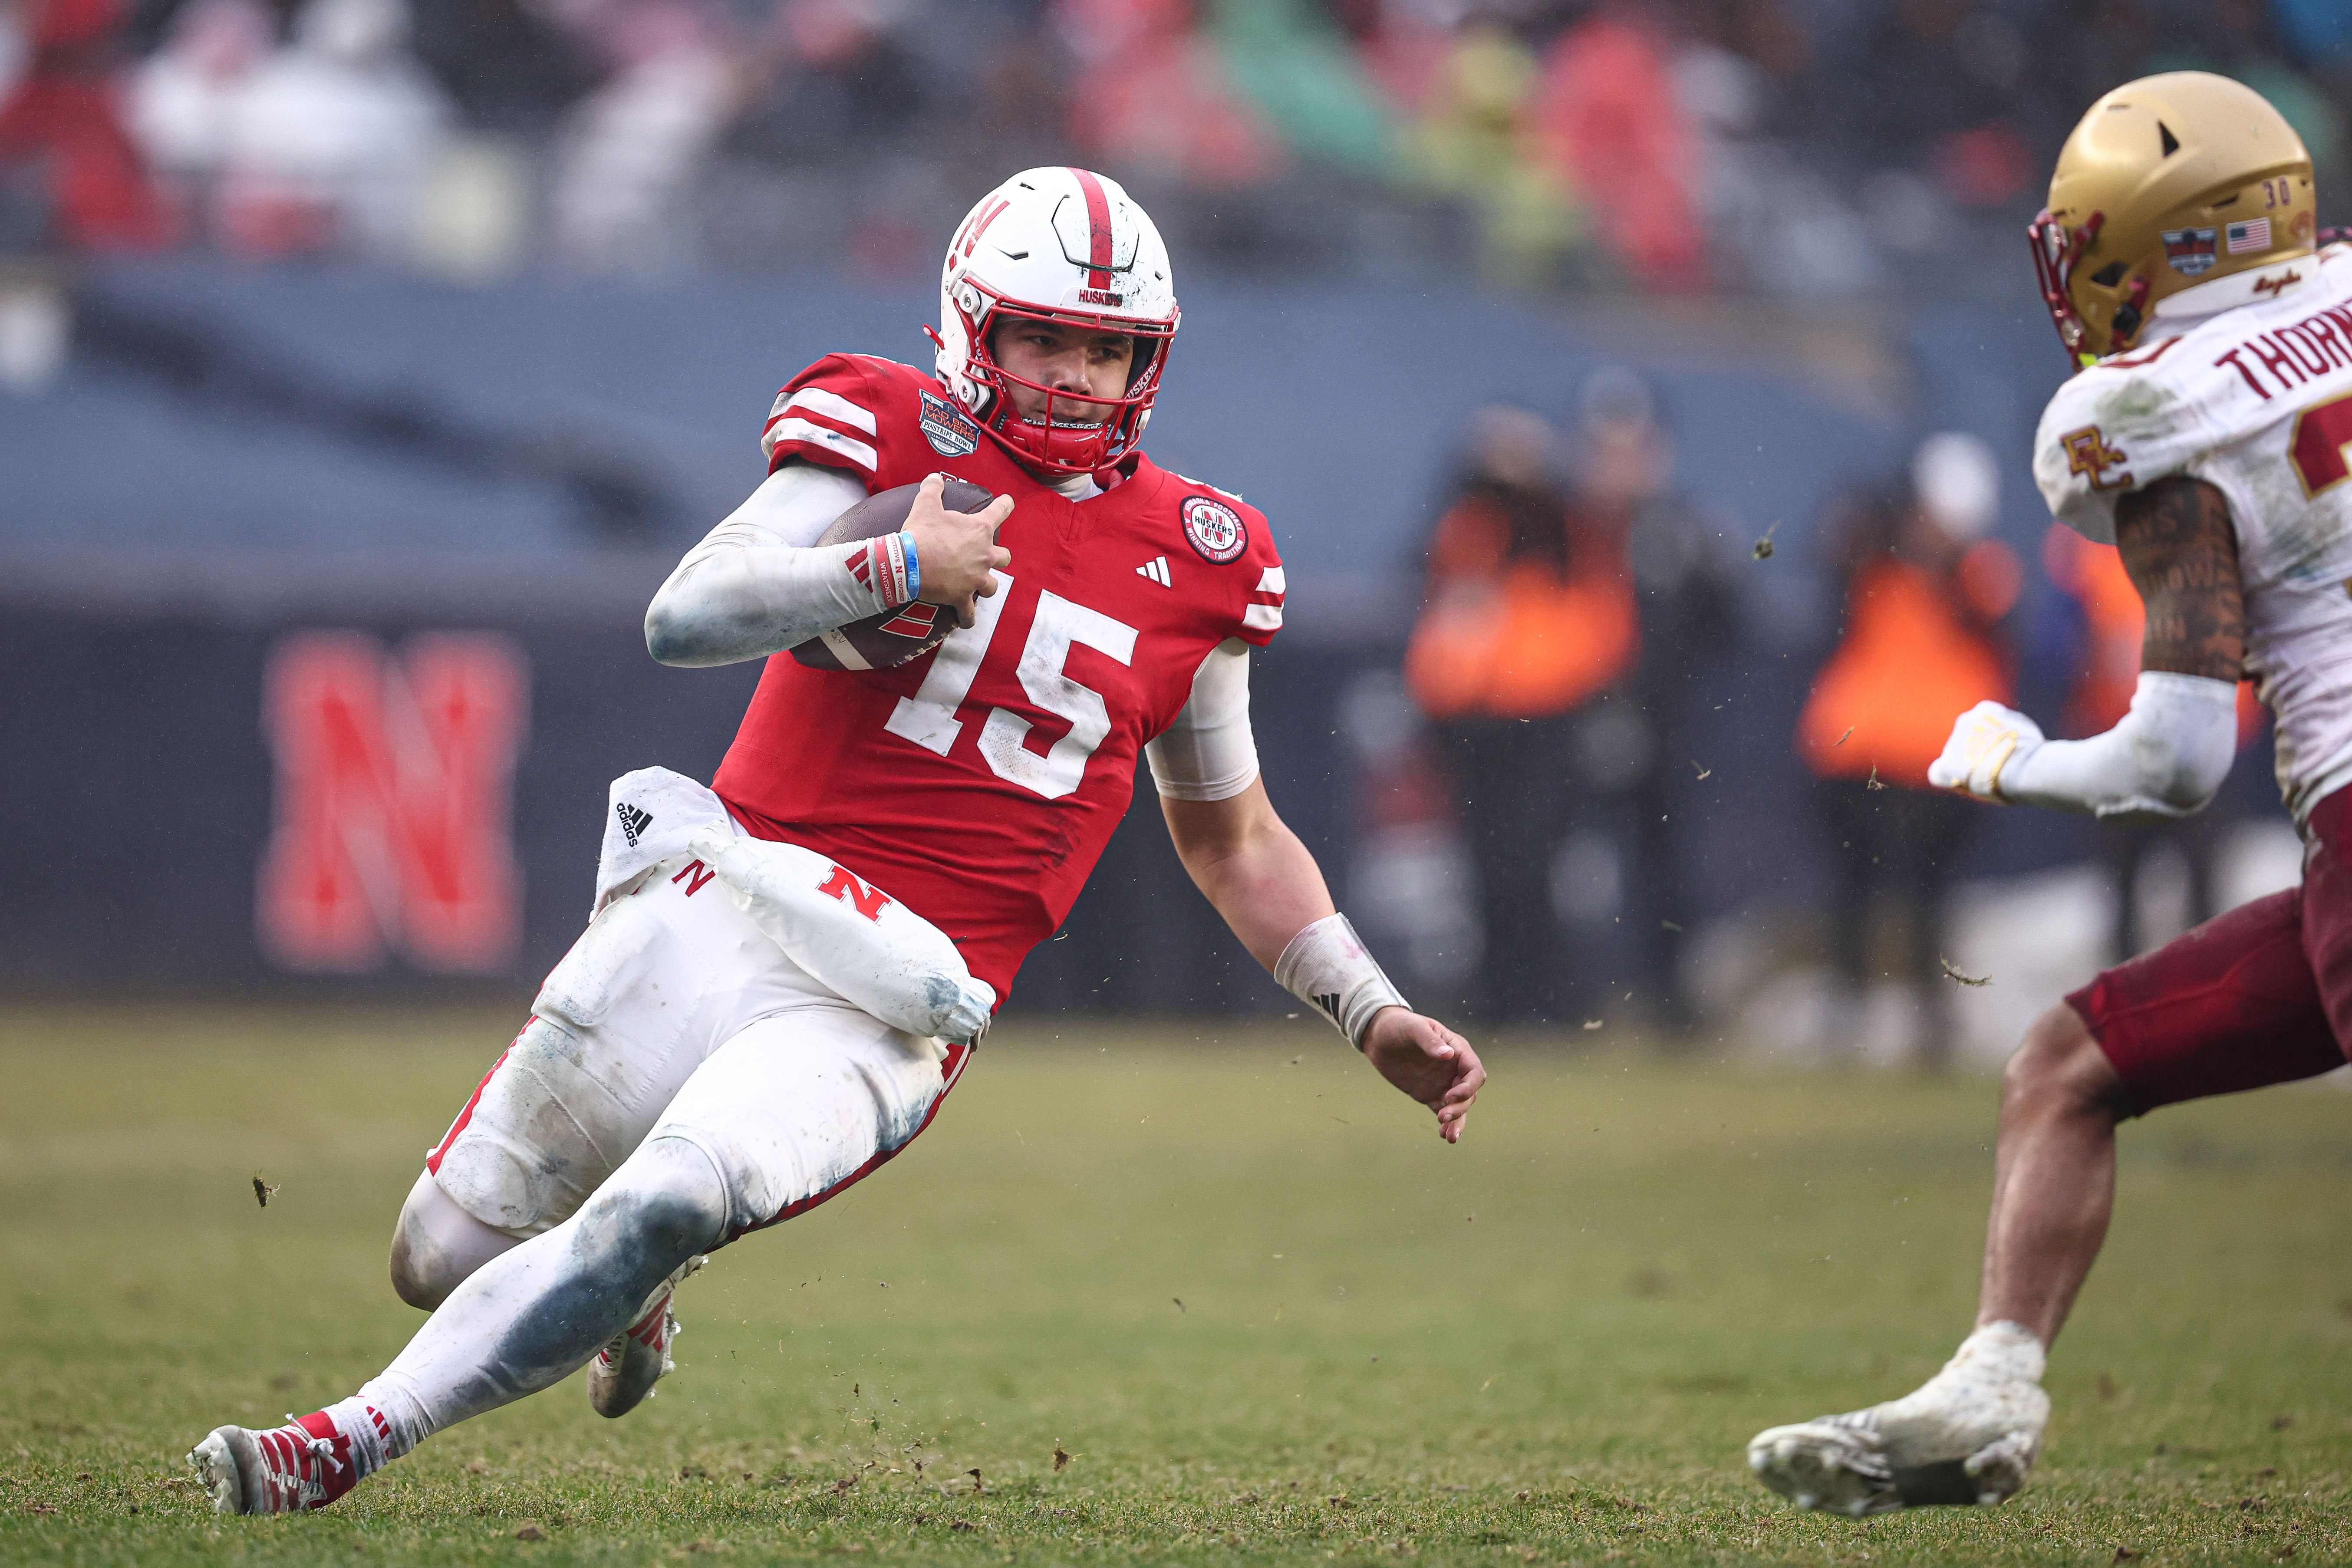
[{"xmin": 1068, "ymin": 168, "xmax": 1114, "ymax": 290}]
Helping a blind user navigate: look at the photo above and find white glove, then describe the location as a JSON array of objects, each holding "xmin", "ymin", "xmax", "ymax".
[{"xmin": 1927, "ymin": 701, "xmax": 2045, "ymax": 802}]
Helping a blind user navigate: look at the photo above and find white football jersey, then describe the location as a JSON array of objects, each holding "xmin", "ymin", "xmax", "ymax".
[{"xmin": 2036, "ymin": 244, "xmax": 2352, "ymax": 826}]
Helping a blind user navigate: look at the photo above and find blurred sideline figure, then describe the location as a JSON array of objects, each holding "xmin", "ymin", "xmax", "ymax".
[
  {"xmin": 1794, "ymin": 432, "xmax": 2020, "ymax": 1064},
  {"xmin": 1585, "ymin": 366, "xmax": 1736, "ymax": 1031},
  {"xmin": 187, "ymin": 166, "xmax": 1484, "ymax": 1515},
  {"xmin": 1753, "ymin": 72, "xmax": 2352, "ymax": 1518},
  {"xmin": 1405, "ymin": 403, "xmax": 1638, "ymax": 1022}
]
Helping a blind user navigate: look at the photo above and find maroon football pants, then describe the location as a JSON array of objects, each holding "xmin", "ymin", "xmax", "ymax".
[{"xmin": 2069, "ymin": 787, "xmax": 2352, "ymax": 1118}]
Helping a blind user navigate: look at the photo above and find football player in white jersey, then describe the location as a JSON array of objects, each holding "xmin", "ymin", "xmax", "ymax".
[{"xmin": 1749, "ymin": 72, "xmax": 2352, "ymax": 1516}]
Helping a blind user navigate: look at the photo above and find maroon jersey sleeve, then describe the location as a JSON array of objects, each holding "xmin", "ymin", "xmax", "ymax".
[{"xmin": 760, "ymin": 354, "xmax": 897, "ymax": 484}]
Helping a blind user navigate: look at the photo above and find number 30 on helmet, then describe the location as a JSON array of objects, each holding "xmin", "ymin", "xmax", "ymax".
[
  {"xmin": 931, "ymin": 167, "xmax": 1179, "ymax": 477},
  {"xmin": 2032, "ymin": 71, "xmax": 2319, "ymax": 369}
]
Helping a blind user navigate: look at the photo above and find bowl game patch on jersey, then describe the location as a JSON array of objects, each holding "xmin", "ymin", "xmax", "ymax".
[
  {"xmin": 919, "ymin": 390, "xmax": 981, "ymax": 458},
  {"xmin": 1181, "ymin": 495, "xmax": 1248, "ymax": 563}
]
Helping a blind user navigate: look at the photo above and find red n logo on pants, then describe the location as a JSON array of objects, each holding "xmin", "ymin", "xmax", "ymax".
[
  {"xmin": 257, "ymin": 631, "xmax": 530, "ymax": 972},
  {"xmin": 817, "ymin": 865, "xmax": 891, "ymax": 922}
]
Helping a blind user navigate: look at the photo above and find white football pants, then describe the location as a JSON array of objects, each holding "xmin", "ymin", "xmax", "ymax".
[
  {"xmin": 430, "ymin": 855, "xmax": 966, "ymax": 1243},
  {"xmin": 345, "ymin": 856, "xmax": 968, "ymax": 1457}
]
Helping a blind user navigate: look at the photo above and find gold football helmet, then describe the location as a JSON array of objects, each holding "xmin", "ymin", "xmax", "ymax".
[{"xmin": 2032, "ymin": 71, "xmax": 2317, "ymax": 368}]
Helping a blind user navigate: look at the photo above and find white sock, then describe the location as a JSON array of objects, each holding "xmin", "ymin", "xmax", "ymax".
[
  {"xmin": 1943, "ymin": 1321, "xmax": 2046, "ymax": 1386},
  {"xmin": 349, "ymin": 1153, "xmax": 717, "ymax": 1448},
  {"xmin": 312, "ymin": 1392, "xmax": 406, "ymax": 1477}
]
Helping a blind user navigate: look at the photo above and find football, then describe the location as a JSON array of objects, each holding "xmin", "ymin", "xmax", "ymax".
[{"xmin": 788, "ymin": 475, "xmax": 996, "ymax": 671}]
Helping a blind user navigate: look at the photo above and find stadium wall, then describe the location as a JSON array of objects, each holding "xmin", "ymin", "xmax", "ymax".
[{"xmin": 6, "ymin": 261, "xmax": 2207, "ymax": 1010}]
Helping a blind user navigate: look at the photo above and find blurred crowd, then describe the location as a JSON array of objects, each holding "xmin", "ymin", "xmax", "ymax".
[
  {"xmin": 1377, "ymin": 387, "xmax": 2273, "ymax": 1051},
  {"xmin": 1, "ymin": 0, "xmax": 2347, "ymax": 290}
]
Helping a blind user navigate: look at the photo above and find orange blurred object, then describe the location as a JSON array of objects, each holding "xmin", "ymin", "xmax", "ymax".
[
  {"xmin": 1405, "ymin": 492, "xmax": 1638, "ymax": 721},
  {"xmin": 1798, "ymin": 554, "xmax": 2015, "ymax": 787}
]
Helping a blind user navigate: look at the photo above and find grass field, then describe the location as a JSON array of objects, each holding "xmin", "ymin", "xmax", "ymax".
[{"xmin": 2, "ymin": 1005, "xmax": 2349, "ymax": 1566}]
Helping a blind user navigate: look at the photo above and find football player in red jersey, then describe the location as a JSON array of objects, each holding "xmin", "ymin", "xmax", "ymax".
[{"xmin": 188, "ymin": 167, "xmax": 1486, "ymax": 1515}]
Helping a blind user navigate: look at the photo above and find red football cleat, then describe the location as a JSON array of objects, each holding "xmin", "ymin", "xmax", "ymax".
[{"xmin": 188, "ymin": 1410, "xmax": 370, "ymax": 1514}]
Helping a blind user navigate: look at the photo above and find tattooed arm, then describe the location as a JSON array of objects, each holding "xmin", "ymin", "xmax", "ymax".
[
  {"xmin": 2115, "ymin": 477, "xmax": 2246, "ymax": 682},
  {"xmin": 1930, "ymin": 477, "xmax": 2242, "ymax": 819}
]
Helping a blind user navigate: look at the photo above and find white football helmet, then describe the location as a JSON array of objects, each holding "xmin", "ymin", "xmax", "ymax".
[{"xmin": 932, "ymin": 166, "xmax": 1179, "ymax": 478}]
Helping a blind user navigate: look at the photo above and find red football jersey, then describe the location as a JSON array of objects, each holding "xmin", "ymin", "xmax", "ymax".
[{"xmin": 711, "ymin": 353, "xmax": 1287, "ymax": 1000}]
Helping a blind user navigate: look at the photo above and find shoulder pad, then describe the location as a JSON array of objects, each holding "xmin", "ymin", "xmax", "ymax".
[
  {"xmin": 761, "ymin": 355, "xmax": 941, "ymax": 479},
  {"xmin": 2032, "ymin": 337, "xmax": 2216, "ymax": 544}
]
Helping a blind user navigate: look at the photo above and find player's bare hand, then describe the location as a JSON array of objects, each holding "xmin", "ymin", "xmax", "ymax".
[
  {"xmin": 1361, "ymin": 1008, "xmax": 1484, "ymax": 1143},
  {"xmin": 907, "ymin": 473, "xmax": 1013, "ymax": 628}
]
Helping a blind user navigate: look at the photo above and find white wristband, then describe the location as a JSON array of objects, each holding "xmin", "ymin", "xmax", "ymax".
[{"xmin": 1274, "ymin": 913, "xmax": 1407, "ymax": 1049}]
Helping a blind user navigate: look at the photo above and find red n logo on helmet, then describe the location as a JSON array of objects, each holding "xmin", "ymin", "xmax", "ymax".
[
  {"xmin": 960, "ymin": 198, "xmax": 1011, "ymax": 260},
  {"xmin": 257, "ymin": 631, "xmax": 529, "ymax": 972}
]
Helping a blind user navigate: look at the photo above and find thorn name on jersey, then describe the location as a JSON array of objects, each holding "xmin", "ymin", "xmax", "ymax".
[
  {"xmin": 2213, "ymin": 297, "xmax": 2352, "ymax": 402},
  {"xmin": 615, "ymin": 802, "xmax": 653, "ymax": 847}
]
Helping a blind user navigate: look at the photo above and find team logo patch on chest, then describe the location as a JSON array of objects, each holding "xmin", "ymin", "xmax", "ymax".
[
  {"xmin": 1180, "ymin": 496, "xmax": 1247, "ymax": 563},
  {"xmin": 2162, "ymin": 227, "xmax": 2217, "ymax": 277},
  {"xmin": 919, "ymin": 390, "xmax": 981, "ymax": 458}
]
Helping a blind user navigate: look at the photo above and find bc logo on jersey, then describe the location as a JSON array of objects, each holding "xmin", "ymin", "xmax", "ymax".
[
  {"xmin": 919, "ymin": 390, "xmax": 981, "ymax": 458},
  {"xmin": 2061, "ymin": 425, "xmax": 2133, "ymax": 491},
  {"xmin": 1181, "ymin": 496, "xmax": 1248, "ymax": 563}
]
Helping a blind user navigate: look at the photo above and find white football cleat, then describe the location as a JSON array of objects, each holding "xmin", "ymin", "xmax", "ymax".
[
  {"xmin": 1748, "ymin": 1322, "xmax": 2050, "ymax": 1516},
  {"xmin": 187, "ymin": 1412, "xmax": 366, "ymax": 1514},
  {"xmin": 588, "ymin": 1253, "xmax": 704, "ymax": 1418}
]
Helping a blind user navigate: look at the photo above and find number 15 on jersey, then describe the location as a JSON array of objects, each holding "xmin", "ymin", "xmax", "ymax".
[{"xmin": 883, "ymin": 573, "xmax": 1140, "ymax": 801}]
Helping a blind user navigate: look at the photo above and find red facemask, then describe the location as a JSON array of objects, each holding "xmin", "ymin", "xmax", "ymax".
[{"xmin": 936, "ymin": 302, "xmax": 1176, "ymax": 478}]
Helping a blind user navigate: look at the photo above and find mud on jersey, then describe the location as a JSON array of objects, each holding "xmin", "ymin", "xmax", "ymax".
[
  {"xmin": 2036, "ymin": 245, "xmax": 2352, "ymax": 825},
  {"xmin": 714, "ymin": 353, "xmax": 1286, "ymax": 1000}
]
